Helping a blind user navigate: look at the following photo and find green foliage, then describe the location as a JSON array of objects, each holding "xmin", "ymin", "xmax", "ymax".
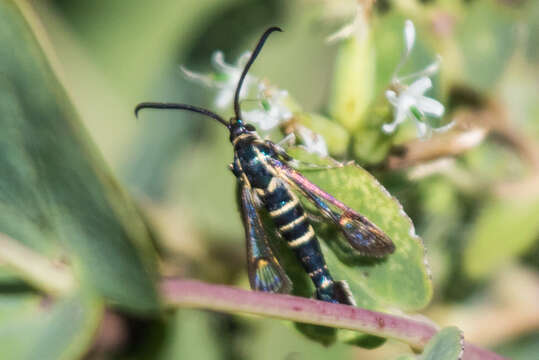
[
  {"xmin": 268, "ymin": 148, "xmax": 431, "ymax": 346},
  {"xmin": 0, "ymin": 1, "xmax": 159, "ymax": 312},
  {"xmin": 0, "ymin": 0, "xmax": 536, "ymax": 358},
  {"xmin": 464, "ymin": 196, "xmax": 539, "ymax": 279},
  {"xmin": 420, "ymin": 327, "xmax": 463, "ymax": 360},
  {"xmin": 288, "ymin": 148, "xmax": 432, "ymax": 311},
  {"xmin": 0, "ymin": 287, "xmax": 102, "ymax": 360},
  {"xmin": 455, "ymin": 1, "xmax": 518, "ymax": 93}
]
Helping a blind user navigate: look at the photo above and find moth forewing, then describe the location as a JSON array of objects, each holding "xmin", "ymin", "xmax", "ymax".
[
  {"xmin": 269, "ymin": 157, "xmax": 395, "ymax": 257},
  {"xmin": 338, "ymin": 211, "xmax": 395, "ymax": 257}
]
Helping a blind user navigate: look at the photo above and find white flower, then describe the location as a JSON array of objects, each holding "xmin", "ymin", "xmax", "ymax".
[
  {"xmin": 296, "ymin": 125, "xmax": 329, "ymax": 157},
  {"xmin": 383, "ymin": 20, "xmax": 448, "ymax": 137},
  {"xmin": 181, "ymin": 51, "xmax": 253, "ymax": 109},
  {"xmin": 242, "ymin": 82, "xmax": 328, "ymax": 157},
  {"xmin": 242, "ymin": 83, "xmax": 292, "ymax": 131},
  {"xmin": 384, "ymin": 77, "xmax": 446, "ymax": 137}
]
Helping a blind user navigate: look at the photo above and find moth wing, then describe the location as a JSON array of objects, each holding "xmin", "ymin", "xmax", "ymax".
[
  {"xmin": 269, "ymin": 158, "xmax": 395, "ymax": 257},
  {"xmin": 337, "ymin": 211, "xmax": 395, "ymax": 257},
  {"xmin": 239, "ymin": 184, "xmax": 292, "ymax": 293}
]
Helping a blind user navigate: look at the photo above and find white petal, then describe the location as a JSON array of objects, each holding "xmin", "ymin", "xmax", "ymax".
[
  {"xmin": 395, "ymin": 56, "xmax": 441, "ymax": 82},
  {"xmin": 238, "ymin": 79, "xmax": 250, "ymax": 98},
  {"xmin": 396, "ymin": 94, "xmax": 417, "ymax": 123},
  {"xmin": 404, "ymin": 20, "xmax": 416, "ymax": 57},
  {"xmin": 422, "ymin": 56, "xmax": 441, "ymax": 76},
  {"xmin": 385, "ymin": 90, "xmax": 399, "ymax": 106},
  {"xmin": 296, "ymin": 125, "xmax": 328, "ymax": 157},
  {"xmin": 211, "ymin": 51, "xmax": 235, "ymax": 73},
  {"xmin": 382, "ymin": 122, "xmax": 398, "ymax": 134},
  {"xmin": 236, "ymin": 51, "xmax": 252, "ymax": 67},
  {"xmin": 243, "ymin": 109, "xmax": 279, "ymax": 130},
  {"xmin": 326, "ymin": 23, "xmax": 356, "ymax": 42},
  {"xmin": 416, "ymin": 96, "xmax": 445, "ymax": 117},
  {"xmin": 433, "ymin": 120, "xmax": 455, "ymax": 133},
  {"xmin": 415, "ymin": 121, "xmax": 428, "ymax": 137},
  {"xmin": 280, "ymin": 107, "xmax": 293, "ymax": 120},
  {"xmin": 215, "ymin": 89, "xmax": 234, "ymax": 109},
  {"xmin": 180, "ymin": 66, "xmax": 216, "ymax": 87},
  {"xmin": 407, "ymin": 76, "xmax": 432, "ymax": 96}
]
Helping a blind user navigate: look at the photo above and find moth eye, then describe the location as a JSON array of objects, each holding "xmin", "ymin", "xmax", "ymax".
[{"xmin": 245, "ymin": 124, "xmax": 256, "ymax": 131}]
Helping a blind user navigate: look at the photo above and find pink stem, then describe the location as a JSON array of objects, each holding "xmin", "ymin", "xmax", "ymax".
[{"xmin": 161, "ymin": 279, "xmax": 506, "ymax": 360}]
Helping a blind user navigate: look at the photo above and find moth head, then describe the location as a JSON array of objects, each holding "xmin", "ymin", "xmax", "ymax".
[{"xmin": 229, "ymin": 118, "xmax": 257, "ymax": 141}]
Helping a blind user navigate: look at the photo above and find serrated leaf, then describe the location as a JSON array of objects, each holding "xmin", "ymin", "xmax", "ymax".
[
  {"xmin": 267, "ymin": 148, "xmax": 431, "ymax": 345},
  {"xmin": 0, "ymin": 290, "xmax": 102, "ymax": 360},
  {"xmin": 0, "ymin": 2, "xmax": 159, "ymax": 312},
  {"xmin": 286, "ymin": 148, "xmax": 432, "ymax": 311},
  {"xmin": 421, "ymin": 327, "xmax": 463, "ymax": 360},
  {"xmin": 464, "ymin": 196, "xmax": 539, "ymax": 279}
]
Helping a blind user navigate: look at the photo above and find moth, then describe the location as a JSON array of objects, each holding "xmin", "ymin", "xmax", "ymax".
[{"xmin": 135, "ymin": 27, "xmax": 395, "ymax": 305}]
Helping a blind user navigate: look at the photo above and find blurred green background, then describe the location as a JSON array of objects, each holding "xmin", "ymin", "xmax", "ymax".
[{"xmin": 0, "ymin": 0, "xmax": 538, "ymax": 359}]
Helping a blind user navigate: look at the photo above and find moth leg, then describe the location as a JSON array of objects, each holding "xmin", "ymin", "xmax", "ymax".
[
  {"xmin": 265, "ymin": 139, "xmax": 293, "ymax": 161},
  {"xmin": 276, "ymin": 132, "xmax": 296, "ymax": 148},
  {"xmin": 289, "ymin": 158, "xmax": 346, "ymax": 171}
]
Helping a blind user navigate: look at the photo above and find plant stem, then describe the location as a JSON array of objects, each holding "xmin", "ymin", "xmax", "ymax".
[{"xmin": 161, "ymin": 278, "xmax": 506, "ymax": 360}]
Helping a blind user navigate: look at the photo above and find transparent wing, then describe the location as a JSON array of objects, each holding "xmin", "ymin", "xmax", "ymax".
[
  {"xmin": 268, "ymin": 158, "xmax": 395, "ymax": 257},
  {"xmin": 239, "ymin": 183, "xmax": 292, "ymax": 293}
]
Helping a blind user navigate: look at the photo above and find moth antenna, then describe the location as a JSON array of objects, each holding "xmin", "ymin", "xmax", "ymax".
[
  {"xmin": 233, "ymin": 26, "xmax": 282, "ymax": 121},
  {"xmin": 134, "ymin": 102, "xmax": 229, "ymax": 128}
]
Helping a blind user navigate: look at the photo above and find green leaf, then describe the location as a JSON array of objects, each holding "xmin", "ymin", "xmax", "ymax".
[
  {"xmin": 242, "ymin": 316, "xmax": 353, "ymax": 360},
  {"xmin": 0, "ymin": 290, "xmax": 102, "ymax": 360},
  {"xmin": 421, "ymin": 327, "xmax": 463, "ymax": 360},
  {"xmin": 339, "ymin": 331, "xmax": 387, "ymax": 349},
  {"xmin": 464, "ymin": 196, "xmax": 539, "ymax": 279},
  {"xmin": 287, "ymin": 148, "xmax": 432, "ymax": 311},
  {"xmin": 0, "ymin": 2, "xmax": 159, "ymax": 312},
  {"xmin": 269, "ymin": 148, "xmax": 432, "ymax": 345}
]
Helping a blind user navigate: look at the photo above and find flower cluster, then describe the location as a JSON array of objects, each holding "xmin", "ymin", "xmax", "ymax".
[
  {"xmin": 181, "ymin": 51, "xmax": 252, "ymax": 109},
  {"xmin": 181, "ymin": 52, "xmax": 329, "ymax": 156},
  {"xmin": 383, "ymin": 20, "xmax": 449, "ymax": 137}
]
